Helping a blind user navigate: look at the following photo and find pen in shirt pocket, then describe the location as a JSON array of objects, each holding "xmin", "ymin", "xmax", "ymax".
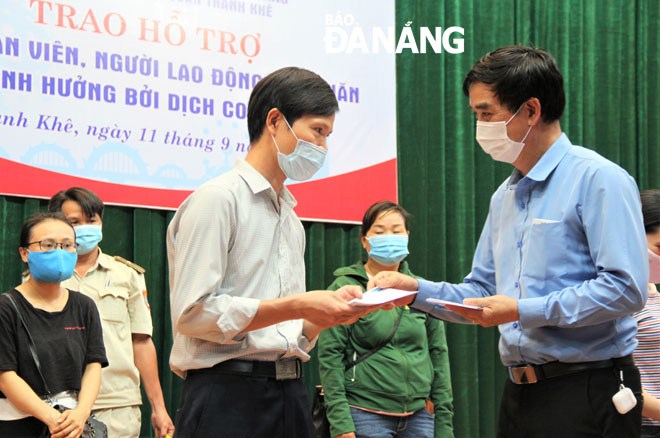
[{"xmin": 105, "ymin": 278, "xmax": 110, "ymax": 288}]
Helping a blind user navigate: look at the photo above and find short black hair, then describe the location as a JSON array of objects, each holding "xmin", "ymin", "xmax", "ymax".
[
  {"xmin": 463, "ymin": 45, "xmax": 565, "ymax": 123},
  {"xmin": 361, "ymin": 201, "xmax": 410, "ymax": 236},
  {"xmin": 642, "ymin": 189, "xmax": 660, "ymax": 234},
  {"xmin": 19, "ymin": 211, "xmax": 73, "ymax": 249},
  {"xmin": 247, "ymin": 67, "xmax": 338, "ymax": 143},
  {"xmin": 49, "ymin": 187, "xmax": 105, "ymax": 220}
]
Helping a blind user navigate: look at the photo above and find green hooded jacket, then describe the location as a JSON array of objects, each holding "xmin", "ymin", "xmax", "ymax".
[{"xmin": 318, "ymin": 262, "xmax": 454, "ymax": 437}]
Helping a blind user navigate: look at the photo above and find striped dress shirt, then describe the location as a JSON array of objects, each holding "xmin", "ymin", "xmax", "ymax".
[{"xmin": 634, "ymin": 284, "xmax": 660, "ymax": 427}]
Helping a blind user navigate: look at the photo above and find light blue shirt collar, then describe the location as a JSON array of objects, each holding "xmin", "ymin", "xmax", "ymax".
[{"xmin": 509, "ymin": 133, "xmax": 572, "ymax": 185}]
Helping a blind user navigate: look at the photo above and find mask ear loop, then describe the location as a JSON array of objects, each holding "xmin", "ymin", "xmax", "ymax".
[
  {"xmin": 519, "ymin": 125, "xmax": 533, "ymax": 143},
  {"xmin": 505, "ymin": 102, "xmax": 527, "ymax": 125},
  {"xmin": 506, "ymin": 102, "xmax": 534, "ymax": 143},
  {"xmin": 271, "ymin": 114, "xmax": 299, "ymax": 154},
  {"xmin": 282, "ymin": 116, "xmax": 300, "ymax": 141},
  {"xmin": 270, "ymin": 135, "xmax": 282, "ymax": 154}
]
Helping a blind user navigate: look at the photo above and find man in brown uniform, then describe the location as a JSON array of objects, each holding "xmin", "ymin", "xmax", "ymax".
[{"xmin": 48, "ymin": 187, "xmax": 175, "ymax": 438}]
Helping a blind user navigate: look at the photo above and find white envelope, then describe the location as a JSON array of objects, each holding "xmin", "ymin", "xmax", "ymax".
[
  {"xmin": 532, "ymin": 218, "xmax": 560, "ymax": 224},
  {"xmin": 348, "ymin": 288, "xmax": 417, "ymax": 306},
  {"xmin": 426, "ymin": 298, "xmax": 483, "ymax": 310}
]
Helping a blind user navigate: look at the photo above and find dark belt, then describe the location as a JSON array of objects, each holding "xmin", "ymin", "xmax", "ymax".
[
  {"xmin": 188, "ymin": 359, "xmax": 303, "ymax": 380},
  {"xmin": 507, "ymin": 354, "xmax": 634, "ymax": 384}
]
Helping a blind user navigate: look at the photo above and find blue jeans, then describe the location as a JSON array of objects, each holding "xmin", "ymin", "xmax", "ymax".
[
  {"xmin": 350, "ymin": 406, "xmax": 434, "ymax": 438},
  {"xmin": 642, "ymin": 425, "xmax": 660, "ymax": 438}
]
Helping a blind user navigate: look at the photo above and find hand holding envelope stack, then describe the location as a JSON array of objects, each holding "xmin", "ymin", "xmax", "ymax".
[
  {"xmin": 427, "ymin": 298, "xmax": 484, "ymax": 310},
  {"xmin": 367, "ymin": 270, "xmax": 518, "ymax": 326},
  {"xmin": 349, "ymin": 288, "xmax": 484, "ymax": 314}
]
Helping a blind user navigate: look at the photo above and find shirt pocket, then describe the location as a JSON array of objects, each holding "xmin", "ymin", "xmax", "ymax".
[
  {"xmin": 522, "ymin": 220, "xmax": 567, "ymax": 282},
  {"xmin": 97, "ymin": 287, "xmax": 129, "ymax": 323}
]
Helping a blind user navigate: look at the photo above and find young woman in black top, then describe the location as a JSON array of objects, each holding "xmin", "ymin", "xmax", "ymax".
[{"xmin": 0, "ymin": 212, "xmax": 107, "ymax": 438}]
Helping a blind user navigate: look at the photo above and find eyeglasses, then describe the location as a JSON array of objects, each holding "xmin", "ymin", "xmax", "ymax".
[{"xmin": 26, "ymin": 240, "xmax": 78, "ymax": 252}]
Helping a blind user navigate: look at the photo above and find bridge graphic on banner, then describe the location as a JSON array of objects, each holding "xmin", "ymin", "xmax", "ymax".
[{"xmin": 21, "ymin": 143, "xmax": 225, "ymax": 189}]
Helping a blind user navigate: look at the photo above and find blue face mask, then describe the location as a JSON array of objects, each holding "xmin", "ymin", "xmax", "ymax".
[
  {"xmin": 28, "ymin": 249, "xmax": 77, "ymax": 283},
  {"xmin": 75, "ymin": 225, "xmax": 102, "ymax": 255},
  {"xmin": 271, "ymin": 116, "xmax": 327, "ymax": 181},
  {"xmin": 367, "ymin": 235, "xmax": 409, "ymax": 266}
]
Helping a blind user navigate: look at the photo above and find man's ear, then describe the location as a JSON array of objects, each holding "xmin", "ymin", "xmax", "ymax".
[
  {"xmin": 526, "ymin": 98, "xmax": 542, "ymax": 125},
  {"xmin": 265, "ymin": 108, "xmax": 282, "ymax": 137}
]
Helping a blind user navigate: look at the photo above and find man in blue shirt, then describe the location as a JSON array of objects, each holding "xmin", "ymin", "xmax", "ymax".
[{"xmin": 373, "ymin": 45, "xmax": 649, "ymax": 437}]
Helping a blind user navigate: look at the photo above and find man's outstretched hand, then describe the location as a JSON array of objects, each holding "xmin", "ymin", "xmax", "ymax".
[{"xmin": 444, "ymin": 295, "xmax": 519, "ymax": 327}]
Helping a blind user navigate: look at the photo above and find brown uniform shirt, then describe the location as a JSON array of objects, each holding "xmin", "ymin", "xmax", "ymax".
[{"xmin": 60, "ymin": 250, "xmax": 153, "ymax": 409}]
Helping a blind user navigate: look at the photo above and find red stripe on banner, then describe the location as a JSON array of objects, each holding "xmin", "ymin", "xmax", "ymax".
[
  {"xmin": 0, "ymin": 157, "xmax": 397, "ymax": 223},
  {"xmin": 0, "ymin": 158, "xmax": 191, "ymax": 210},
  {"xmin": 289, "ymin": 158, "xmax": 398, "ymax": 223}
]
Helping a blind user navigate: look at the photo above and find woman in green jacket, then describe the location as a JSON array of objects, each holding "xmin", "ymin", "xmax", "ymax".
[{"xmin": 318, "ymin": 201, "xmax": 454, "ymax": 438}]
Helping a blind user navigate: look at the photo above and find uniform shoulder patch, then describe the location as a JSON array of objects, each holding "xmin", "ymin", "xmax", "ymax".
[{"xmin": 113, "ymin": 255, "xmax": 146, "ymax": 274}]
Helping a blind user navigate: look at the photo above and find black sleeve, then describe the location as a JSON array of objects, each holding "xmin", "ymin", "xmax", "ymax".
[
  {"xmin": 0, "ymin": 292, "xmax": 18, "ymax": 373},
  {"xmin": 81, "ymin": 295, "xmax": 108, "ymax": 368}
]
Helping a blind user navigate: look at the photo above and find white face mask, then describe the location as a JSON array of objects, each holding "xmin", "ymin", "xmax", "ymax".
[
  {"xmin": 475, "ymin": 103, "xmax": 533, "ymax": 163},
  {"xmin": 649, "ymin": 248, "xmax": 660, "ymax": 284},
  {"xmin": 271, "ymin": 116, "xmax": 327, "ymax": 181}
]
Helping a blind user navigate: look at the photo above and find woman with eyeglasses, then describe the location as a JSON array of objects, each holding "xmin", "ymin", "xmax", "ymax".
[{"xmin": 0, "ymin": 212, "xmax": 107, "ymax": 438}]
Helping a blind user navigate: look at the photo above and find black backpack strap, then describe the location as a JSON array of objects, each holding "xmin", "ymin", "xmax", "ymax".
[
  {"xmin": 5, "ymin": 293, "xmax": 51, "ymax": 397},
  {"xmin": 345, "ymin": 308, "xmax": 404, "ymax": 370}
]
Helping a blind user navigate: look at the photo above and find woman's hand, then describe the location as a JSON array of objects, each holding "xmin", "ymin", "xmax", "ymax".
[
  {"xmin": 643, "ymin": 389, "xmax": 660, "ymax": 421},
  {"xmin": 42, "ymin": 406, "xmax": 63, "ymax": 434},
  {"xmin": 50, "ymin": 407, "xmax": 87, "ymax": 438},
  {"xmin": 334, "ymin": 433, "xmax": 356, "ymax": 438}
]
